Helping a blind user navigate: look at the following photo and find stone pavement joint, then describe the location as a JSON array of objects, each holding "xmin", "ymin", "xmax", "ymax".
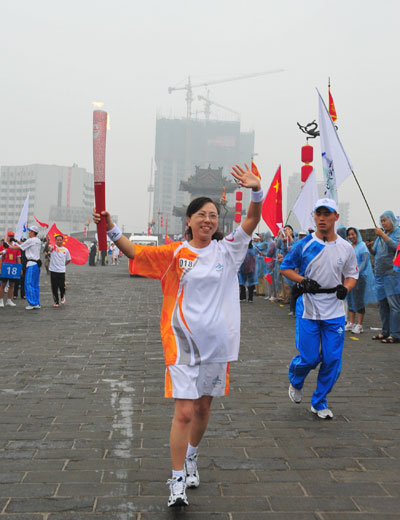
[{"xmin": 0, "ymin": 259, "xmax": 399, "ymax": 517}]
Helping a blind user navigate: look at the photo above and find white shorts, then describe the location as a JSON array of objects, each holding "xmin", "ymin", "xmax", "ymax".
[{"xmin": 165, "ymin": 362, "xmax": 230, "ymax": 399}]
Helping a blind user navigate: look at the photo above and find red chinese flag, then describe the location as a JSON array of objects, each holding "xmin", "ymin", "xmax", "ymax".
[
  {"xmin": 261, "ymin": 165, "xmax": 283, "ymax": 236},
  {"xmin": 264, "ymin": 257, "xmax": 273, "ymax": 262},
  {"xmin": 394, "ymin": 241, "xmax": 400, "ymax": 268},
  {"xmin": 329, "ymin": 87, "xmax": 337, "ymax": 122},
  {"xmin": 264, "ymin": 273, "xmax": 273, "ymax": 284},
  {"xmin": 164, "ymin": 233, "xmax": 173, "ymax": 245},
  {"xmin": 34, "ymin": 216, "xmax": 49, "ymax": 228},
  {"xmin": 46, "ymin": 224, "xmax": 89, "ymax": 265},
  {"xmin": 251, "ymin": 161, "xmax": 261, "ymax": 180}
]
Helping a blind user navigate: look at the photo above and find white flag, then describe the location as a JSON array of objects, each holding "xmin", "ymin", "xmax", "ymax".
[
  {"xmin": 15, "ymin": 193, "xmax": 30, "ymax": 241},
  {"xmin": 318, "ymin": 89, "xmax": 353, "ymax": 202},
  {"xmin": 293, "ymin": 169, "xmax": 318, "ymax": 232}
]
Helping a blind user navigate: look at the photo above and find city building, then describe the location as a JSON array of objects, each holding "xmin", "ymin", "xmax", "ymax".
[
  {"xmin": 0, "ymin": 163, "xmax": 101, "ymax": 236},
  {"xmin": 153, "ymin": 117, "xmax": 254, "ymax": 235}
]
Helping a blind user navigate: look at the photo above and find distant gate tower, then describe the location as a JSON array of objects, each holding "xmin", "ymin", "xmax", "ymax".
[
  {"xmin": 153, "ymin": 117, "xmax": 254, "ymax": 235},
  {"xmin": 173, "ymin": 165, "xmax": 238, "ymax": 235}
]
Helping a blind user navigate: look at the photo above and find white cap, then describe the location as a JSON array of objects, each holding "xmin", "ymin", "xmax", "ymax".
[
  {"xmin": 27, "ymin": 225, "xmax": 39, "ymax": 234},
  {"xmin": 298, "ymin": 230, "xmax": 307, "ymax": 236},
  {"xmin": 314, "ymin": 198, "xmax": 338, "ymax": 213}
]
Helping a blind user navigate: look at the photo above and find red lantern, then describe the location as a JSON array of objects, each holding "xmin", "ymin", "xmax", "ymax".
[
  {"xmin": 301, "ymin": 164, "xmax": 313, "ymax": 183},
  {"xmin": 234, "ymin": 212, "xmax": 241, "ymax": 223},
  {"xmin": 235, "ymin": 190, "xmax": 243, "ymax": 201},
  {"xmin": 301, "ymin": 144, "xmax": 313, "ymax": 164},
  {"xmin": 235, "ymin": 202, "xmax": 242, "ymax": 212}
]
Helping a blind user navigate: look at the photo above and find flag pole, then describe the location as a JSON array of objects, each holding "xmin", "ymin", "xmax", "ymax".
[
  {"xmin": 317, "ymin": 88, "xmax": 378, "ymax": 229},
  {"xmin": 285, "ymin": 209, "xmax": 292, "ymax": 227},
  {"xmin": 351, "ymin": 169, "xmax": 378, "ymax": 228}
]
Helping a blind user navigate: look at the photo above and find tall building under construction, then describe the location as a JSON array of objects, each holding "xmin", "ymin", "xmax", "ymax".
[{"xmin": 153, "ymin": 118, "xmax": 255, "ymax": 235}]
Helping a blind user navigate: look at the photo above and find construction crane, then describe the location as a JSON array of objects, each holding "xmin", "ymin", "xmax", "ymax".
[
  {"xmin": 168, "ymin": 68, "xmax": 284, "ymax": 120},
  {"xmin": 197, "ymin": 92, "xmax": 240, "ymax": 120}
]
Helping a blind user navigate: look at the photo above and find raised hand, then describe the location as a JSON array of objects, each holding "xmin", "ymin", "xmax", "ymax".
[{"xmin": 230, "ymin": 163, "xmax": 261, "ymax": 190}]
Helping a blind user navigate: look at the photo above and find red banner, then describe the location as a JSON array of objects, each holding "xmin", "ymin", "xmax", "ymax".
[
  {"xmin": 394, "ymin": 241, "xmax": 400, "ymax": 268},
  {"xmin": 251, "ymin": 161, "xmax": 261, "ymax": 180},
  {"xmin": 34, "ymin": 216, "xmax": 49, "ymax": 228},
  {"xmin": 329, "ymin": 87, "xmax": 337, "ymax": 122},
  {"xmin": 46, "ymin": 224, "xmax": 89, "ymax": 265},
  {"xmin": 264, "ymin": 273, "xmax": 273, "ymax": 284}
]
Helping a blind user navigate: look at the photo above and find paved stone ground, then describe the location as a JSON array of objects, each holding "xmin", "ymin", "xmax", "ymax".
[{"xmin": 0, "ymin": 259, "xmax": 399, "ymax": 520}]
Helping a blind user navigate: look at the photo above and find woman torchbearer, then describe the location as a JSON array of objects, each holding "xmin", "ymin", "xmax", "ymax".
[{"xmin": 93, "ymin": 164, "xmax": 262, "ymax": 507}]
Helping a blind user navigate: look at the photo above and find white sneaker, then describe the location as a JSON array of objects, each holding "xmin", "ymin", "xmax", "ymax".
[
  {"xmin": 6, "ymin": 299, "xmax": 16, "ymax": 307},
  {"xmin": 344, "ymin": 322, "xmax": 354, "ymax": 331},
  {"xmin": 25, "ymin": 305, "xmax": 35, "ymax": 310},
  {"xmin": 288, "ymin": 384, "xmax": 302, "ymax": 404},
  {"xmin": 185, "ymin": 453, "xmax": 200, "ymax": 488},
  {"xmin": 269, "ymin": 296, "xmax": 277, "ymax": 302},
  {"xmin": 311, "ymin": 406, "xmax": 333, "ymax": 419},
  {"xmin": 167, "ymin": 477, "xmax": 188, "ymax": 507},
  {"xmin": 0, "ymin": 300, "xmax": 4, "ymax": 308},
  {"xmin": 352, "ymin": 324, "xmax": 363, "ymax": 334}
]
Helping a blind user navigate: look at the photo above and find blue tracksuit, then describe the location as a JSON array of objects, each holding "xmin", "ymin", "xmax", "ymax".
[
  {"xmin": 281, "ymin": 233, "xmax": 358, "ymax": 411},
  {"xmin": 25, "ymin": 264, "xmax": 40, "ymax": 306}
]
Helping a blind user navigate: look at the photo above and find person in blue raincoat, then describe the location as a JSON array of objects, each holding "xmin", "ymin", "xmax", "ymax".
[
  {"xmin": 253, "ymin": 232, "xmax": 271, "ymax": 296},
  {"xmin": 238, "ymin": 241, "xmax": 257, "ymax": 302},
  {"xmin": 345, "ymin": 227, "xmax": 376, "ymax": 334},
  {"xmin": 367, "ymin": 210, "xmax": 400, "ymax": 344}
]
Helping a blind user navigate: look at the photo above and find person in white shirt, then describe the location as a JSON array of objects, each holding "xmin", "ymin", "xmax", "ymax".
[
  {"xmin": 46, "ymin": 234, "xmax": 71, "ymax": 307},
  {"xmin": 281, "ymin": 199, "xmax": 358, "ymax": 420},
  {"xmin": 93, "ymin": 164, "xmax": 262, "ymax": 508},
  {"xmin": 13, "ymin": 225, "xmax": 42, "ymax": 310},
  {"xmin": 111, "ymin": 243, "xmax": 119, "ymax": 265}
]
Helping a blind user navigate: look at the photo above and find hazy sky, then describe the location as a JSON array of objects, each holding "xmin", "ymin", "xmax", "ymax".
[{"xmin": 1, "ymin": 0, "xmax": 399, "ymax": 232}]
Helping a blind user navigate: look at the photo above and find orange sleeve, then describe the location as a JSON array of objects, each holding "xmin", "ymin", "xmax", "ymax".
[{"xmin": 129, "ymin": 242, "xmax": 182, "ymax": 279}]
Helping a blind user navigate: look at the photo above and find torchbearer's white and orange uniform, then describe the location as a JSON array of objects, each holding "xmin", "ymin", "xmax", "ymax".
[{"xmin": 129, "ymin": 225, "xmax": 251, "ymax": 397}]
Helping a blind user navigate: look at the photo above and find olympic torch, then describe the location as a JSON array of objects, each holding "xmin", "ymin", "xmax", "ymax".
[{"xmin": 93, "ymin": 108, "xmax": 108, "ymax": 251}]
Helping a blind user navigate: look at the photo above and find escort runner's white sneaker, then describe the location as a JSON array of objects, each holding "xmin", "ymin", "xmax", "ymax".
[
  {"xmin": 288, "ymin": 384, "xmax": 302, "ymax": 404},
  {"xmin": 344, "ymin": 322, "xmax": 354, "ymax": 331},
  {"xmin": 352, "ymin": 324, "xmax": 363, "ymax": 334},
  {"xmin": 185, "ymin": 453, "xmax": 200, "ymax": 488},
  {"xmin": 311, "ymin": 406, "xmax": 333, "ymax": 419},
  {"xmin": 167, "ymin": 476, "xmax": 188, "ymax": 507},
  {"xmin": 6, "ymin": 299, "xmax": 16, "ymax": 307}
]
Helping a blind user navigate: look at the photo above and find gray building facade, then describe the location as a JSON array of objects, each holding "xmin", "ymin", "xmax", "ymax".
[{"xmin": 0, "ymin": 163, "xmax": 96, "ymax": 236}]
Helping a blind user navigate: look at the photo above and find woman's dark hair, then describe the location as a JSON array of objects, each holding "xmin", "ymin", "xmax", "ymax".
[
  {"xmin": 346, "ymin": 227, "xmax": 357, "ymax": 237},
  {"xmin": 186, "ymin": 197, "xmax": 223, "ymax": 241},
  {"xmin": 284, "ymin": 224, "xmax": 293, "ymax": 232}
]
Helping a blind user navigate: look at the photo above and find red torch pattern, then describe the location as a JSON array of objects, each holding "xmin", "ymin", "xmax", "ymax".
[{"xmin": 93, "ymin": 110, "xmax": 108, "ymax": 251}]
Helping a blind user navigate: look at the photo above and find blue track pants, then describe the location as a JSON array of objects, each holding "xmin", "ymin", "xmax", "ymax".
[
  {"xmin": 288, "ymin": 315, "xmax": 345, "ymax": 410},
  {"xmin": 25, "ymin": 264, "xmax": 40, "ymax": 306}
]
